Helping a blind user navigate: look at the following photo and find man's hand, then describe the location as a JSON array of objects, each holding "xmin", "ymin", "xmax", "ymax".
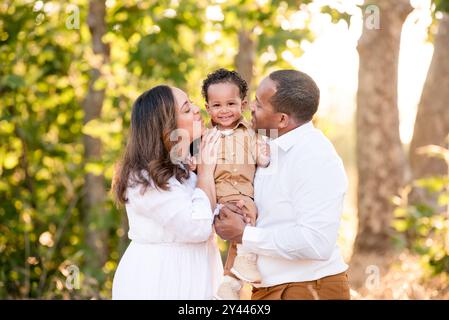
[{"xmin": 214, "ymin": 202, "xmax": 247, "ymax": 243}]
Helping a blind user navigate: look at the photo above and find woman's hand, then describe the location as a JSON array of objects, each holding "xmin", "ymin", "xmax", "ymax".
[
  {"xmin": 197, "ymin": 127, "xmax": 221, "ymax": 175},
  {"xmin": 187, "ymin": 154, "xmax": 197, "ymax": 172},
  {"xmin": 196, "ymin": 128, "xmax": 221, "ymax": 210}
]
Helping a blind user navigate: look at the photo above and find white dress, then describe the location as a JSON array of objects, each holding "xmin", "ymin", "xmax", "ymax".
[{"xmin": 112, "ymin": 172, "xmax": 223, "ymax": 299}]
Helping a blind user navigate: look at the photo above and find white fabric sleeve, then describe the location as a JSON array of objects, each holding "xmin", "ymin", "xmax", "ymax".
[
  {"xmin": 131, "ymin": 180, "xmax": 214, "ymax": 243},
  {"xmin": 242, "ymin": 157, "xmax": 348, "ymax": 260}
]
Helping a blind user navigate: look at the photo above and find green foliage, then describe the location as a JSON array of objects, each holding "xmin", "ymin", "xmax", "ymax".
[
  {"xmin": 392, "ymin": 144, "xmax": 449, "ymax": 276},
  {"xmin": 211, "ymin": 0, "xmax": 316, "ymax": 90},
  {"xmin": 1, "ymin": 0, "xmax": 137, "ymax": 299},
  {"xmin": 320, "ymin": 5, "xmax": 351, "ymax": 25},
  {"xmin": 433, "ymin": 0, "xmax": 449, "ymax": 14},
  {"xmin": 427, "ymin": 0, "xmax": 449, "ymax": 42}
]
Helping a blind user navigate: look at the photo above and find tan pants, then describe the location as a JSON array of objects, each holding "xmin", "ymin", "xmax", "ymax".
[
  {"xmin": 251, "ymin": 272, "xmax": 350, "ymax": 300},
  {"xmin": 218, "ymin": 194, "xmax": 257, "ymax": 277}
]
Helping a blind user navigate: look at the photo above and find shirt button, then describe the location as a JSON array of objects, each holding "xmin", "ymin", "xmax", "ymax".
[
  {"xmin": 233, "ymin": 181, "xmax": 238, "ymax": 186},
  {"xmin": 233, "ymin": 168, "xmax": 238, "ymax": 172}
]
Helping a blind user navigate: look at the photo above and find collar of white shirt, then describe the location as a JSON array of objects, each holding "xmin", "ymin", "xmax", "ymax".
[{"xmin": 271, "ymin": 121, "xmax": 314, "ymax": 152}]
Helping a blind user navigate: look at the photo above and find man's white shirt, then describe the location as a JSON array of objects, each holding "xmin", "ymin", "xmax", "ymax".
[{"xmin": 242, "ymin": 121, "xmax": 348, "ymax": 287}]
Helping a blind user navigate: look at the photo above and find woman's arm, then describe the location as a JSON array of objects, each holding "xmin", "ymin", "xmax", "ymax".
[
  {"xmin": 196, "ymin": 172, "xmax": 216, "ymax": 211},
  {"xmin": 130, "ymin": 182, "xmax": 215, "ymax": 243},
  {"xmin": 196, "ymin": 128, "xmax": 220, "ymax": 210}
]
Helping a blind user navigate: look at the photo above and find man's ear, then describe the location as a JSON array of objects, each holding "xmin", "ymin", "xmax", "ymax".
[
  {"xmin": 278, "ymin": 113, "xmax": 290, "ymax": 129},
  {"xmin": 241, "ymin": 99, "xmax": 248, "ymax": 109},
  {"xmin": 205, "ymin": 103, "xmax": 210, "ymax": 111}
]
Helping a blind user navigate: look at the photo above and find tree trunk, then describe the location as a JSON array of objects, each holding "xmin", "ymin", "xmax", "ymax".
[
  {"xmin": 234, "ymin": 30, "xmax": 255, "ymax": 94},
  {"xmin": 409, "ymin": 14, "xmax": 449, "ymax": 179},
  {"xmin": 354, "ymin": 0, "xmax": 411, "ymax": 256},
  {"xmin": 82, "ymin": 0, "xmax": 110, "ymax": 269}
]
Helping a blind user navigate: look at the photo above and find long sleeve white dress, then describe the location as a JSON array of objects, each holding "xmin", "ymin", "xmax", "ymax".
[{"xmin": 112, "ymin": 172, "xmax": 223, "ymax": 299}]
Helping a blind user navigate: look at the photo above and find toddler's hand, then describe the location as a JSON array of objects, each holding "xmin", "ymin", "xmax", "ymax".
[{"xmin": 256, "ymin": 137, "xmax": 270, "ymax": 167}]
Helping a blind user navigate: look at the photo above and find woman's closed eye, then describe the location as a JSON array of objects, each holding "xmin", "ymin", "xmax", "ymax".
[{"xmin": 182, "ymin": 101, "xmax": 193, "ymax": 113}]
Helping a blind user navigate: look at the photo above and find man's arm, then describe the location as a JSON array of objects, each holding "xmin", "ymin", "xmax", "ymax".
[{"xmin": 242, "ymin": 157, "xmax": 348, "ymax": 261}]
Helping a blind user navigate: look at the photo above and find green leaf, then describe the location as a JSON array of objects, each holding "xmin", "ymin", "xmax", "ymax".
[
  {"xmin": 437, "ymin": 193, "xmax": 449, "ymax": 206},
  {"xmin": 3, "ymin": 153, "xmax": 19, "ymax": 169},
  {"xmin": 415, "ymin": 204, "xmax": 436, "ymax": 218},
  {"xmin": 85, "ymin": 162, "xmax": 104, "ymax": 176},
  {"xmin": 393, "ymin": 207, "xmax": 408, "ymax": 218},
  {"xmin": 415, "ymin": 176, "xmax": 447, "ymax": 193},
  {"xmin": 1, "ymin": 75, "xmax": 25, "ymax": 90},
  {"xmin": 434, "ymin": 0, "xmax": 449, "ymax": 14},
  {"xmin": 392, "ymin": 219, "xmax": 409, "ymax": 232}
]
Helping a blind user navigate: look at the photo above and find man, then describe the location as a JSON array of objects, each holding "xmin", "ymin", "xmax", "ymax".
[{"xmin": 214, "ymin": 70, "xmax": 350, "ymax": 300}]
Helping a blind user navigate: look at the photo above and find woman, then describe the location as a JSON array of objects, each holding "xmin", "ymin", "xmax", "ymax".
[{"xmin": 112, "ymin": 85, "xmax": 223, "ymax": 299}]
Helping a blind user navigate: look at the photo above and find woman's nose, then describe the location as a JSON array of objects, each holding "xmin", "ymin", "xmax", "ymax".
[{"xmin": 192, "ymin": 104, "xmax": 200, "ymax": 114}]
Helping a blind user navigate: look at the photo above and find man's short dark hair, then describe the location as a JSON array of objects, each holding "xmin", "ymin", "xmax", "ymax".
[
  {"xmin": 269, "ymin": 70, "xmax": 320, "ymax": 122},
  {"xmin": 202, "ymin": 68, "xmax": 248, "ymax": 102}
]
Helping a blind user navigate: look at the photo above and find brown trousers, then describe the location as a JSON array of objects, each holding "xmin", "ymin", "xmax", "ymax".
[
  {"xmin": 251, "ymin": 272, "xmax": 350, "ymax": 300},
  {"xmin": 218, "ymin": 194, "xmax": 257, "ymax": 277}
]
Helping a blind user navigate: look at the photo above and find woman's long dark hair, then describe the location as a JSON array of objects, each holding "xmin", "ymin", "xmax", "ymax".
[{"xmin": 112, "ymin": 85, "xmax": 189, "ymax": 205}]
